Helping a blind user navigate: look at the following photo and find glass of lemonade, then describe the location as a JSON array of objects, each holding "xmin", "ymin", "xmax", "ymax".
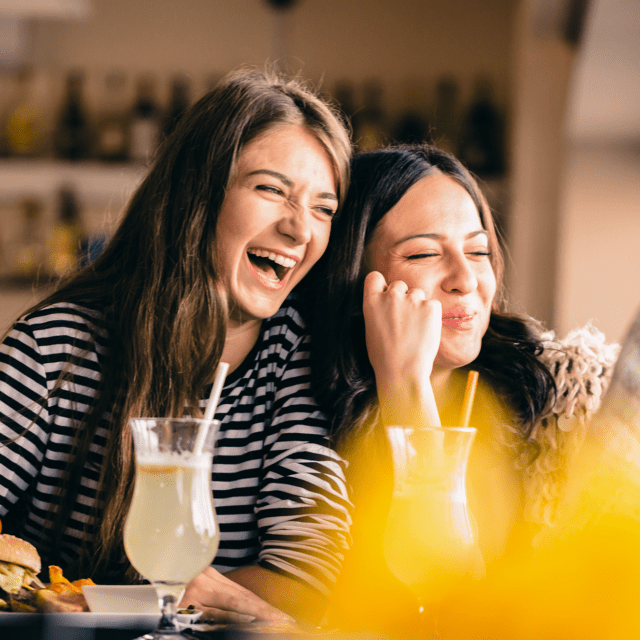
[
  {"xmin": 124, "ymin": 417, "xmax": 220, "ymax": 638},
  {"xmin": 383, "ymin": 426, "xmax": 484, "ymax": 638}
]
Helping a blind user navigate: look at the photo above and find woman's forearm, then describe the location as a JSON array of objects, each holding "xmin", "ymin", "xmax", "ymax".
[{"xmin": 226, "ymin": 564, "xmax": 327, "ymax": 625}]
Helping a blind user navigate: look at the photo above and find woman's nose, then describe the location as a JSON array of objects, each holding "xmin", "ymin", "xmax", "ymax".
[
  {"xmin": 441, "ymin": 254, "xmax": 478, "ymax": 295},
  {"xmin": 277, "ymin": 201, "xmax": 313, "ymax": 244}
]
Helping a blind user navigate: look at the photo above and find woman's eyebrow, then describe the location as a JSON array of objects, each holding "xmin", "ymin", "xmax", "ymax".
[
  {"xmin": 247, "ymin": 169, "xmax": 292, "ymax": 186},
  {"xmin": 467, "ymin": 230, "xmax": 489, "ymax": 239},
  {"xmin": 394, "ymin": 229, "xmax": 489, "ymax": 247}
]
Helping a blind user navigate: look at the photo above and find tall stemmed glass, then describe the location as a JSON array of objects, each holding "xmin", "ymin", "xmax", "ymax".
[
  {"xmin": 124, "ymin": 417, "xmax": 220, "ymax": 639},
  {"xmin": 383, "ymin": 426, "xmax": 484, "ymax": 639}
]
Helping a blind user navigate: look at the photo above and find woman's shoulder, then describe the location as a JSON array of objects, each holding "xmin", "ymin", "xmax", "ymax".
[
  {"xmin": 519, "ymin": 324, "xmax": 619, "ymax": 526},
  {"xmin": 21, "ymin": 301, "xmax": 103, "ymax": 325},
  {"xmin": 13, "ymin": 302, "xmax": 107, "ymax": 343},
  {"xmin": 536, "ymin": 323, "xmax": 620, "ymax": 421}
]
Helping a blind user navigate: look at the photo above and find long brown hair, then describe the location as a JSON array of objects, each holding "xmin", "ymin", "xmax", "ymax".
[{"xmin": 28, "ymin": 67, "xmax": 351, "ymax": 581}]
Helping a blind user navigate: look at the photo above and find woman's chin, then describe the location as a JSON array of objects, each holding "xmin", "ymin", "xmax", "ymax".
[{"xmin": 433, "ymin": 348, "xmax": 482, "ymax": 374}]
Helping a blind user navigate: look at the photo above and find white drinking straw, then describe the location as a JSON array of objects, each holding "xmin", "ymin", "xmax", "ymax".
[
  {"xmin": 194, "ymin": 361, "xmax": 229, "ymax": 455},
  {"xmin": 204, "ymin": 361, "xmax": 229, "ymax": 422}
]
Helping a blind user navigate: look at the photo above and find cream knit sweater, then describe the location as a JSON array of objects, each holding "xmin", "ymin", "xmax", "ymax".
[{"xmin": 508, "ymin": 324, "xmax": 620, "ymax": 527}]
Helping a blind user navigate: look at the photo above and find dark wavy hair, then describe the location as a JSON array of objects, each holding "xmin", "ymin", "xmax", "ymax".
[
  {"xmin": 305, "ymin": 144, "xmax": 555, "ymax": 448},
  {"xmin": 22, "ymin": 66, "xmax": 351, "ymax": 582}
]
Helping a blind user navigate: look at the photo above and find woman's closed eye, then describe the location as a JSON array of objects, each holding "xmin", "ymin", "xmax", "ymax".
[
  {"xmin": 314, "ymin": 204, "xmax": 337, "ymax": 218},
  {"xmin": 407, "ymin": 252, "xmax": 439, "ymax": 260},
  {"xmin": 406, "ymin": 249, "xmax": 491, "ymax": 260},
  {"xmin": 256, "ymin": 184, "xmax": 284, "ymax": 196}
]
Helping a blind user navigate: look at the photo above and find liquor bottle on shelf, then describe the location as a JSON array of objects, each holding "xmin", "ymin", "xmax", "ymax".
[
  {"xmin": 129, "ymin": 74, "xmax": 161, "ymax": 164},
  {"xmin": 53, "ymin": 70, "xmax": 91, "ymax": 161},
  {"xmin": 393, "ymin": 81, "xmax": 429, "ymax": 146},
  {"xmin": 15, "ymin": 197, "xmax": 46, "ymax": 282},
  {"xmin": 163, "ymin": 74, "xmax": 191, "ymax": 141},
  {"xmin": 4, "ymin": 67, "xmax": 45, "ymax": 158},
  {"xmin": 94, "ymin": 70, "xmax": 129, "ymax": 162},
  {"xmin": 48, "ymin": 186, "xmax": 84, "ymax": 278},
  {"xmin": 352, "ymin": 79, "xmax": 388, "ymax": 152},
  {"xmin": 431, "ymin": 76, "xmax": 460, "ymax": 155},
  {"xmin": 457, "ymin": 76, "xmax": 506, "ymax": 176}
]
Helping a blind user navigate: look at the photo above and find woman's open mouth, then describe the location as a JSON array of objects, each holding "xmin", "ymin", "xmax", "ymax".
[{"xmin": 247, "ymin": 249, "xmax": 297, "ymax": 284}]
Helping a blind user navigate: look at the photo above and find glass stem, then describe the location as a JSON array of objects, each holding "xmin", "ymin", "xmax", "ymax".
[
  {"xmin": 417, "ymin": 597, "xmax": 441, "ymax": 640},
  {"xmin": 157, "ymin": 593, "xmax": 179, "ymax": 632}
]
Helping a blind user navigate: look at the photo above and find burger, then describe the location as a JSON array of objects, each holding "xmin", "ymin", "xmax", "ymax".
[{"xmin": 0, "ymin": 533, "xmax": 45, "ymax": 611}]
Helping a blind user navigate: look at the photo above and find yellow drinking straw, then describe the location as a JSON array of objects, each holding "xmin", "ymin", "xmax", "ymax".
[{"xmin": 460, "ymin": 370, "xmax": 479, "ymax": 428}]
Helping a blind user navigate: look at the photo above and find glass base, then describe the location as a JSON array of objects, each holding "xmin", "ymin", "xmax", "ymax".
[
  {"xmin": 129, "ymin": 634, "xmax": 185, "ymax": 640},
  {"xmin": 130, "ymin": 593, "xmax": 193, "ymax": 640}
]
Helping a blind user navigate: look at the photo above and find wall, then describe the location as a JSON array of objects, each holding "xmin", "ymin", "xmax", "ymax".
[
  {"xmin": 554, "ymin": 0, "xmax": 640, "ymax": 343},
  {"xmin": 505, "ymin": 0, "xmax": 640, "ymax": 345},
  {"xmin": 556, "ymin": 142, "xmax": 640, "ymax": 343}
]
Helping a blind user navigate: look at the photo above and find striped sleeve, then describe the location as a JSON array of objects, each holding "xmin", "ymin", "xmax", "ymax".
[
  {"xmin": 0, "ymin": 305, "xmax": 106, "ymax": 564},
  {"xmin": 254, "ymin": 309, "xmax": 353, "ymax": 595},
  {"xmin": 0, "ymin": 320, "xmax": 51, "ymax": 516}
]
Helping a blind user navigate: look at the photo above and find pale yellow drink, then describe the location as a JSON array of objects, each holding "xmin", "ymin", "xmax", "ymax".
[
  {"xmin": 124, "ymin": 455, "xmax": 219, "ymax": 597},
  {"xmin": 383, "ymin": 487, "xmax": 479, "ymax": 598},
  {"xmin": 383, "ymin": 426, "xmax": 483, "ymax": 609}
]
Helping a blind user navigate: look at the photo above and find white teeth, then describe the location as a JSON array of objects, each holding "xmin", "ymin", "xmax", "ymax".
[{"xmin": 248, "ymin": 249, "xmax": 296, "ymax": 269}]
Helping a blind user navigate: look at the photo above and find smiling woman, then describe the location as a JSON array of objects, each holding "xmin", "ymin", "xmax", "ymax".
[
  {"xmin": 0, "ymin": 67, "xmax": 352, "ymax": 625},
  {"xmin": 307, "ymin": 143, "xmax": 619, "ymax": 637}
]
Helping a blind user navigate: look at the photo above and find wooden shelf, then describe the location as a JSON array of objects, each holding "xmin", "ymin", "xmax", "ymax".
[{"xmin": 0, "ymin": 158, "xmax": 147, "ymax": 206}]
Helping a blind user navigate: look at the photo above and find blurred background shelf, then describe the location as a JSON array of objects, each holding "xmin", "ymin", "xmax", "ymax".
[
  {"xmin": 0, "ymin": 0, "xmax": 637, "ymax": 344},
  {"xmin": 0, "ymin": 158, "xmax": 145, "ymax": 204},
  {"xmin": 0, "ymin": 158, "xmax": 145, "ymax": 334}
]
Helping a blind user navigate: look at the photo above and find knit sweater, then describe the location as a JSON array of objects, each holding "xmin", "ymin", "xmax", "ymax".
[{"xmin": 508, "ymin": 323, "xmax": 620, "ymax": 527}]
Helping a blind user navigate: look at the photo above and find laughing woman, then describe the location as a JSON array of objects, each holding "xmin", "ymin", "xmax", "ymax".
[{"xmin": 0, "ymin": 68, "xmax": 352, "ymax": 624}]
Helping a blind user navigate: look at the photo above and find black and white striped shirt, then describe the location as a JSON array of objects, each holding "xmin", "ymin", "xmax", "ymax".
[{"xmin": 0, "ymin": 296, "xmax": 352, "ymax": 594}]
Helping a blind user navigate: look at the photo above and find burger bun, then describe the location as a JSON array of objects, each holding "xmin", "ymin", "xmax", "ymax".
[{"xmin": 0, "ymin": 534, "xmax": 41, "ymax": 574}]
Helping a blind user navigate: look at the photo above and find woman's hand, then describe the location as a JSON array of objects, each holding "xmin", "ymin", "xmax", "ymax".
[
  {"xmin": 363, "ymin": 271, "xmax": 442, "ymax": 427},
  {"xmin": 179, "ymin": 566, "xmax": 295, "ymax": 624}
]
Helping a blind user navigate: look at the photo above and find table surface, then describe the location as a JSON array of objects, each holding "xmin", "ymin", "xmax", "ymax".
[{"xmin": 0, "ymin": 613, "xmax": 388, "ymax": 640}]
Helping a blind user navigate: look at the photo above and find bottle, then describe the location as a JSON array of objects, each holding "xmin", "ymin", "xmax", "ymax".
[
  {"xmin": 94, "ymin": 70, "xmax": 129, "ymax": 162},
  {"xmin": 394, "ymin": 81, "xmax": 429, "ymax": 146},
  {"xmin": 352, "ymin": 79, "xmax": 388, "ymax": 152},
  {"xmin": 15, "ymin": 197, "xmax": 46, "ymax": 282},
  {"xmin": 53, "ymin": 70, "xmax": 91, "ymax": 161},
  {"xmin": 5, "ymin": 67, "xmax": 44, "ymax": 157},
  {"xmin": 129, "ymin": 74, "xmax": 161, "ymax": 164},
  {"xmin": 163, "ymin": 74, "xmax": 191, "ymax": 141},
  {"xmin": 48, "ymin": 186, "xmax": 84, "ymax": 278},
  {"xmin": 457, "ymin": 77, "xmax": 506, "ymax": 176},
  {"xmin": 432, "ymin": 76, "xmax": 460, "ymax": 155}
]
